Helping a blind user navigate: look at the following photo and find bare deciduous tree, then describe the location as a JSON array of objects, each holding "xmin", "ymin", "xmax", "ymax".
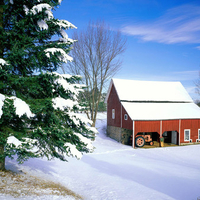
[
  {"xmin": 64, "ymin": 21, "xmax": 126, "ymax": 126},
  {"xmin": 195, "ymin": 72, "xmax": 200, "ymax": 106}
]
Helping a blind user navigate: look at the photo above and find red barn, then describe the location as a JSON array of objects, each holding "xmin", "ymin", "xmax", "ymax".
[{"xmin": 105, "ymin": 78, "xmax": 200, "ymax": 148}]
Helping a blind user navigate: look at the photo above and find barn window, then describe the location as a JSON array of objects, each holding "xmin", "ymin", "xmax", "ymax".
[
  {"xmin": 124, "ymin": 114, "xmax": 128, "ymax": 120},
  {"xmin": 184, "ymin": 129, "xmax": 190, "ymax": 141},
  {"xmin": 112, "ymin": 109, "xmax": 115, "ymax": 119},
  {"xmin": 198, "ymin": 129, "xmax": 200, "ymax": 139}
]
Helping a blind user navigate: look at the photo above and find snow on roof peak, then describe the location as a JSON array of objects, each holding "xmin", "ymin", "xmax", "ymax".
[{"xmin": 111, "ymin": 78, "xmax": 193, "ymax": 103}]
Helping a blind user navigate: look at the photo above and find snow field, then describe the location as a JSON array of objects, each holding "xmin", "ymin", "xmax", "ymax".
[{"xmin": 3, "ymin": 113, "xmax": 200, "ymax": 200}]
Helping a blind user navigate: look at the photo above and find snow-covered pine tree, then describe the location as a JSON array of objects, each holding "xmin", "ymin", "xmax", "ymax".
[{"xmin": 0, "ymin": 0, "xmax": 97, "ymax": 170}]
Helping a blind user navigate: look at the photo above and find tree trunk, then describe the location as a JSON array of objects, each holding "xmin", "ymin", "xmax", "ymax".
[
  {"xmin": 0, "ymin": 0, "xmax": 4, "ymax": 57},
  {"xmin": 0, "ymin": 0, "xmax": 3, "ymax": 27},
  {"xmin": 0, "ymin": 0, "xmax": 5, "ymax": 171},
  {"xmin": 0, "ymin": 144, "xmax": 5, "ymax": 170}
]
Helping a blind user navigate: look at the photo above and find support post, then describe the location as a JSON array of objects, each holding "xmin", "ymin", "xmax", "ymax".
[{"xmin": 132, "ymin": 120, "xmax": 135, "ymax": 148}]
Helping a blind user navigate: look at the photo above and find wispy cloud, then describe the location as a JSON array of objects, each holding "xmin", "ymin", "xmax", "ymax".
[
  {"xmin": 121, "ymin": 70, "xmax": 199, "ymax": 82},
  {"xmin": 172, "ymin": 70, "xmax": 199, "ymax": 81},
  {"xmin": 121, "ymin": 4, "xmax": 200, "ymax": 45},
  {"xmin": 115, "ymin": 70, "xmax": 199, "ymax": 99}
]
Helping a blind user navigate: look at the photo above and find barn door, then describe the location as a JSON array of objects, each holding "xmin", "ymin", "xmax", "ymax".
[{"xmin": 171, "ymin": 131, "xmax": 177, "ymax": 144}]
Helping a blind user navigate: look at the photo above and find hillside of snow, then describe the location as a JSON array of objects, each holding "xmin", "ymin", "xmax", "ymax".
[{"xmin": 2, "ymin": 112, "xmax": 200, "ymax": 200}]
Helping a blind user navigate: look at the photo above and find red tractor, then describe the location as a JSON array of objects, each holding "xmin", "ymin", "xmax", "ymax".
[{"xmin": 135, "ymin": 134, "xmax": 154, "ymax": 147}]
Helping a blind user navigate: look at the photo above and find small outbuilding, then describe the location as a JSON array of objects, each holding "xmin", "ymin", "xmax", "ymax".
[{"xmin": 105, "ymin": 78, "xmax": 200, "ymax": 148}]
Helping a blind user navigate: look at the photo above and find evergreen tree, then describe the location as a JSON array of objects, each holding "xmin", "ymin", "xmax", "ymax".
[{"xmin": 0, "ymin": 0, "xmax": 97, "ymax": 170}]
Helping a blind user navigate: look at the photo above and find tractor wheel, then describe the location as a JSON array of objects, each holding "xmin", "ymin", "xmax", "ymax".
[
  {"xmin": 135, "ymin": 136, "xmax": 145, "ymax": 147},
  {"xmin": 150, "ymin": 141, "xmax": 154, "ymax": 146}
]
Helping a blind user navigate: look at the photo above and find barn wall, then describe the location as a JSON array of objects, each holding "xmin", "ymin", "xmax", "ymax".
[
  {"xmin": 107, "ymin": 84, "xmax": 121, "ymax": 128},
  {"xmin": 134, "ymin": 119, "xmax": 200, "ymax": 146},
  {"xmin": 106, "ymin": 84, "xmax": 133, "ymax": 145},
  {"xmin": 162, "ymin": 120, "xmax": 179, "ymax": 133},
  {"xmin": 122, "ymin": 105, "xmax": 133, "ymax": 130},
  {"xmin": 180, "ymin": 119, "xmax": 200, "ymax": 144},
  {"xmin": 107, "ymin": 125, "xmax": 121, "ymax": 142},
  {"xmin": 107, "ymin": 125, "xmax": 132, "ymax": 145},
  {"xmin": 135, "ymin": 120, "xmax": 181, "ymax": 134},
  {"xmin": 121, "ymin": 128, "xmax": 132, "ymax": 145},
  {"xmin": 135, "ymin": 121, "xmax": 160, "ymax": 134}
]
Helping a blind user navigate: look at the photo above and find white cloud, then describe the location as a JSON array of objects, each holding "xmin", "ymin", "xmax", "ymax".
[
  {"xmin": 171, "ymin": 70, "xmax": 199, "ymax": 81},
  {"xmin": 119, "ymin": 70, "xmax": 199, "ymax": 82},
  {"xmin": 115, "ymin": 70, "xmax": 200, "ymax": 100},
  {"xmin": 121, "ymin": 4, "xmax": 200, "ymax": 45}
]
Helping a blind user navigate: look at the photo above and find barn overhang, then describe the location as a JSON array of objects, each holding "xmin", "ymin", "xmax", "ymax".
[{"xmin": 121, "ymin": 102, "xmax": 200, "ymax": 121}]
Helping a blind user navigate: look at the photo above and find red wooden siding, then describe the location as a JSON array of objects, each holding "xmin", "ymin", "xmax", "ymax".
[
  {"xmin": 135, "ymin": 121, "xmax": 160, "ymax": 134},
  {"xmin": 162, "ymin": 120, "xmax": 179, "ymax": 133},
  {"xmin": 135, "ymin": 119, "xmax": 200, "ymax": 145},
  {"xmin": 121, "ymin": 105, "xmax": 133, "ymax": 130},
  {"xmin": 180, "ymin": 119, "xmax": 200, "ymax": 143},
  {"xmin": 107, "ymin": 84, "xmax": 121, "ymax": 127}
]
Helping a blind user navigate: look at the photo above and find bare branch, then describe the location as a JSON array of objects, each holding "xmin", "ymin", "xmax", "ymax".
[{"xmin": 64, "ymin": 20, "xmax": 126, "ymax": 126}]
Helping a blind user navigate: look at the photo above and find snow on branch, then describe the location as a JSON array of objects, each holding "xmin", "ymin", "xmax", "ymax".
[
  {"xmin": 24, "ymin": 3, "xmax": 53, "ymax": 30},
  {"xmin": 30, "ymin": 3, "xmax": 53, "ymax": 20},
  {"xmin": 52, "ymin": 97, "xmax": 75, "ymax": 110},
  {"xmin": 58, "ymin": 0, "xmax": 63, "ymax": 4},
  {"xmin": 44, "ymin": 48, "xmax": 73, "ymax": 63},
  {"xmin": 74, "ymin": 132, "xmax": 94, "ymax": 151},
  {"xmin": 56, "ymin": 20, "xmax": 77, "ymax": 30},
  {"xmin": 51, "ymin": 73, "xmax": 82, "ymax": 111},
  {"xmin": 0, "ymin": 58, "xmax": 9, "ymax": 68},
  {"xmin": 71, "ymin": 113, "xmax": 93, "ymax": 126},
  {"xmin": 0, "ymin": 93, "xmax": 34, "ymax": 118},
  {"xmin": 7, "ymin": 136, "xmax": 38, "ymax": 148},
  {"xmin": 0, "ymin": 94, "xmax": 5, "ymax": 118},
  {"xmin": 55, "ymin": 20, "xmax": 77, "ymax": 43},
  {"xmin": 10, "ymin": 96, "xmax": 34, "ymax": 118},
  {"xmin": 64, "ymin": 142, "xmax": 83, "ymax": 159},
  {"xmin": 37, "ymin": 20, "xmax": 48, "ymax": 30},
  {"xmin": 7, "ymin": 136, "xmax": 22, "ymax": 147},
  {"xmin": 52, "ymin": 72, "xmax": 84, "ymax": 96}
]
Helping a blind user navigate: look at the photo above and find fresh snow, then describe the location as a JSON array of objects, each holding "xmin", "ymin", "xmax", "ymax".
[
  {"xmin": 7, "ymin": 137, "xmax": 37, "ymax": 146},
  {"xmin": 2, "ymin": 113, "xmax": 200, "ymax": 200},
  {"xmin": 0, "ymin": 94, "xmax": 5, "ymax": 117},
  {"xmin": 7, "ymin": 136, "xmax": 22, "ymax": 148},
  {"xmin": 30, "ymin": 4, "xmax": 53, "ymax": 20},
  {"xmin": 52, "ymin": 72, "xmax": 78, "ymax": 94},
  {"xmin": 9, "ymin": 96, "xmax": 34, "ymax": 118},
  {"xmin": 64, "ymin": 142, "xmax": 83, "ymax": 159},
  {"xmin": 37, "ymin": 20, "xmax": 48, "ymax": 30},
  {"xmin": 108, "ymin": 79, "xmax": 193, "ymax": 102},
  {"xmin": 0, "ymin": 94, "xmax": 34, "ymax": 118},
  {"xmin": 122, "ymin": 102, "xmax": 200, "ymax": 120},
  {"xmin": 52, "ymin": 97, "xmax": 75, "ymax": 110},
  {"xmin": 56, "ymin": 20, "xmax": 77, "ymax": 30},
  {"xmin": 45, "ymin": 48, "xmax": 73, "ymax": 63},
  {"xmin": 58, "ymin": 0, "xmax": 63, "ymax": 4},
  {"xmin": 0, "ymin": 58, "xmax": 9, "ymax": 66},
  {"xmin": 23, "ymin": 3, "xmax": 76, "ymax": 43}
]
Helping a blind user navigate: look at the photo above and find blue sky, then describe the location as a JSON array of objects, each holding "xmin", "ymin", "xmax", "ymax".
[{"xmin": 54, "ymin": 0, "xmax": 200, "ymax": 100}]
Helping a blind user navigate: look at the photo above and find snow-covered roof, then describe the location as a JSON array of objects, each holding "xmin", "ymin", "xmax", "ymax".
[
  {"xmin": 107, "ymin": 78, "xmax": 193, "ymax": 103},
  {"xmin": 122, "ymin": 102, "xmax": 200, "ymax": 120},
  {"xmin": 105, "ymin": 78, "xmax": 200, "ymax": 120}
]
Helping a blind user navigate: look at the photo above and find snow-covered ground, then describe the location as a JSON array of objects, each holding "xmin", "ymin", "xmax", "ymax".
[{"xmin": 2, "ymin": 112, "xmax": 200, "ymax": 200}]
